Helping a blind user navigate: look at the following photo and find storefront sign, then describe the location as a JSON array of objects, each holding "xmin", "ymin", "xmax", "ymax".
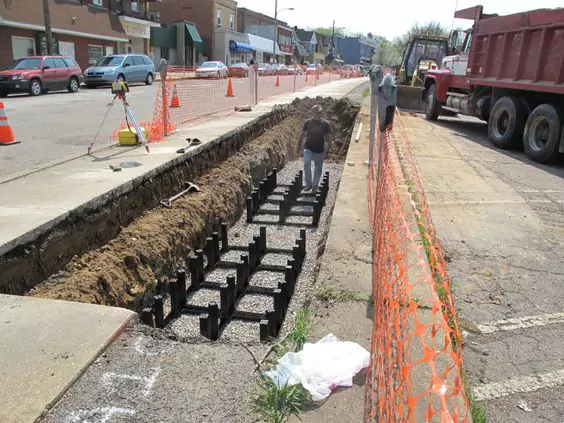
[
  {"xmin": 279, "ymin": 44, "xmax": 292, "ymax": 53},
  {"xmin": 122, "ymin": 21, "xmax": 150, "ymax": 39}
]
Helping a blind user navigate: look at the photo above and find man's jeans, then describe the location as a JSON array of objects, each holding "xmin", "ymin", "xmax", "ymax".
[{"xmin": 303, "ymin": 148, "xmax": 324, "ymax": 188}]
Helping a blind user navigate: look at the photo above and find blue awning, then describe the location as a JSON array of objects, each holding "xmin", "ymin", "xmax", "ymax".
[{"xmin": 229, "ymin": 40, "xmax": 253, "ymax": 53}]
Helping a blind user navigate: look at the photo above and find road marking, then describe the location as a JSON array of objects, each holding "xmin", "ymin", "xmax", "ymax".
[
  {"xmin": 473, "ymin": 369, "xmax": 564, "ymax": 401},
  {"xmin": 476, "ymin": 312, "xmax": 564, "ymax": 334},
  {"xmin": 66, "ymin": 406, "xmax": 135, "ymax": 423},
  {"xmin": 101, "ymin": 368, "xmax": 160, "ymax": 397}
]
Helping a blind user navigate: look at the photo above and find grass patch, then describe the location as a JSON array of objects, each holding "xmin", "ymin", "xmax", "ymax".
[
  {"xmin": 465, "ymin": 374, "xmax": 487, "ymax": 423},
  {"xmin": 316, "ymin": 283, "xmax": 368, "ymax": 304},
  {"xmin": 252, "ymin": 377, "xmax": 310, "ymax": 423},
  {"xmin": 363, "ymin": 87, "xmax": 370, "ymax": 97},
  {"xmin": 252, "ymin": 306, "xmax": 312, "ymax": 422}
]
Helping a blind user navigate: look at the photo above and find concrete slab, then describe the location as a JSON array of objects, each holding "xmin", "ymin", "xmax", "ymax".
[
  {"xmin": 0, "ymin": 78, "xmax": 366, "ymax": 257},
  {"xmin": 0, "ymin": 294, "xmax": 135, "ymax": 423}
]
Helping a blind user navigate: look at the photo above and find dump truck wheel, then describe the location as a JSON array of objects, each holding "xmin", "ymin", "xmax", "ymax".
[
  {"xmin": 523, "ymin": 103, "xmax": 562, "ymax": 164},
  {"xmin": 488, "ymin": 96, "xmax": 526, "ymax": 149},
  {"xmin": 425, "ymin": 85, "xmax": 441, "ymax": 121}
]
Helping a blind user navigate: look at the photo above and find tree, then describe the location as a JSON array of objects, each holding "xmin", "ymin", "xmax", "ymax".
[
  {"xmin": 42, "ymin": 0, "xmax": 54, "ymax": 54},
  {"xmin": 312, "ymin": 26, "xmax": 346, "ymax": 37},
  {"xmin": 372, "ymin": 37, "xmax": 403, "ymax": 67},
  {"xmin": 396, "ymin": 21, "xmax": 449, "ymax": 49}
]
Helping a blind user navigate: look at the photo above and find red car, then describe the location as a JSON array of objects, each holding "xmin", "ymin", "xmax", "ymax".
[
  {"xmin": 0, "ymin": 55, "xmax": 84, "ymax": 97},
  {"xmin": 227, "ymin": 63, "xmax": 249, "ymax": 78}
]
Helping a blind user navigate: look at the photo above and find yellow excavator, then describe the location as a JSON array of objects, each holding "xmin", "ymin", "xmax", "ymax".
[{"xmin": 395, "ymin": 35, "xmax": 450, "ymax": 110}]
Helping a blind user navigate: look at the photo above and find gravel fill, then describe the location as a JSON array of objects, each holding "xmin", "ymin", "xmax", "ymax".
[
  {"xmin": 249, "ymin": 270, "xmax": 283, "ymax": 289},
  {"xmin": 205, "ymin": 267, "xmax": 236, "ymax": 284},
  {"xmin": 187, "ymin": 288, "xmax": 220, "ymax": 307},
  {"xmin": 167, "ymin": 160, "xmax": 343, "ymax": 342},
  {"xmin": 237, "ymin": 294, "xmax": 275, "ymax": 313}
]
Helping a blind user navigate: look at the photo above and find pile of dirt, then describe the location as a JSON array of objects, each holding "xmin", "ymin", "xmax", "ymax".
[{"xmin": 29, "ymin": 97, "xmax": 360, "ymax": 310}]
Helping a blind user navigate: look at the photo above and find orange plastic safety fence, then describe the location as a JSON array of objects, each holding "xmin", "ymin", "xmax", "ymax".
[
  {"xmin": 364, "ymin": 112, "xmax": 470, "ymax": 422},
  {"xmin": 132, "ymin": 66, "xmax": 361, "ymax": 143}
]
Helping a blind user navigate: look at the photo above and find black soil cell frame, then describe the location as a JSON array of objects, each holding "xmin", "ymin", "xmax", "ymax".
[
  {"xmin": 246, "ymin": 169, "xmax": 330, "ymax": 227},
  {"xmin": 142, "ymin": 223, "xmax": 306, "ymax": 342},
  {"xmin": 141, "ymin": 169, "xmax": 330, "ymax": 341}
]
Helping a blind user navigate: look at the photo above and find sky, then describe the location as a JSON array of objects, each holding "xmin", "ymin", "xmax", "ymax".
[{"xmin": 236, "ymin": 0, "xmax": 564, "ymax": 39}]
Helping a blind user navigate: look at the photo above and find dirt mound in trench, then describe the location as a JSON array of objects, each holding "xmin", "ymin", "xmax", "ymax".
[{"xmin": 29, "ymin": 97, "xmax": 360, "ymax": 310}]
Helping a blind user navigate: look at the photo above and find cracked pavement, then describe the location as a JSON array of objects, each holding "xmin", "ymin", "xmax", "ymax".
[{"xmin": 402, "ymin": 113, "xmax": 564, "ymax": 423}]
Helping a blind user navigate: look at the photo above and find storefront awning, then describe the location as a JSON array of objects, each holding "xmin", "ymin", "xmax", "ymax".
[
  {"xmin": 229, "ymin": 40, "xmax": 253, "ymax": 53},
  {"xmin": 185, "ymin": 22, "xmax": 204, "ymax": 53},
  {"xmin": 151, "ymin": 25, "xmax": 176, "ymax": 49},
  {"xmin": 247, "ymin": 33, "xmax": 281, "ymax": 55}
]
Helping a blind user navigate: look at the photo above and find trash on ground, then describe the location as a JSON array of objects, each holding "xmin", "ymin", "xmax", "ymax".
[
  {"xmin": 264, "ymin": 333, "xmax": 370, "ymax": 401},
  {"xmin": 517, "ymin": 400, "xmax": 532, "ymax": 412}
]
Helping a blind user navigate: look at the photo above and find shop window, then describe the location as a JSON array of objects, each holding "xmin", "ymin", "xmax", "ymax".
[
  {"xmin": 92, "ymin": 0, "xmax": 103, "ymax": 6},
  {"xmin": 11, "ymin": 36, "xmax": 35, "ymax": 59},
  {"xmin": 229, "ymin": 15, "xmax": 234, "ymax": 30},
  {"xmin": 88, "ymin": 45, "xmax": 104, "ymax": 64},
  {"xmin": 216, "ymin": 9, "xmax": 222, "ymax": 26},
  {"xmin": 131, "ymin": 1, "xmax": 139, "ymax": 12},
  {"xmin": 161, "ymin": 47, "xmax": 170, "ymax": 60}
]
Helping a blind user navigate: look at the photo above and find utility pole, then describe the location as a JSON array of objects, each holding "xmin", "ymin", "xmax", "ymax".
[
  {"xmin": 42, "ymin": 0, "xmax": 54, "ymax": 54},
  {"xmin": 273, "ymin": 0, "xmax": 278, "ymax": 64}
]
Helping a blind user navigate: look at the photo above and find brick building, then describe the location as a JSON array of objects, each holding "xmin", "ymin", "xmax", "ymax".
[
  {"xmin": 237, "ymin": 7, "xmax": 293, "ymax": 64},
  {"xmin": 0, "ymin": 0, "xmax": 127, "ymax": 70},
  {"xmin": 158, "ymin": 0, "xmax": 237, "ymax": 63},
  {"xmin": 0, "ymin": 0, "xmax": 161, "ymax": 71}
]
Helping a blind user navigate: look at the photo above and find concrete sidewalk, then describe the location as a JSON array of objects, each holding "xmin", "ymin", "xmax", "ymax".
[
  {"xmin": 290, "ymin": 97, "xmax": 373, "ymax": 422},
  {"xmin": 0, "ymin": 78, "xmax": 366, "ymax": 257},
  {"xmin": 0, "ymin": 295, "xmax": 135, "ymax": 423}
]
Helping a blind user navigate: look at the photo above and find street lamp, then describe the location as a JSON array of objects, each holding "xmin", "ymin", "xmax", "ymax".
[{"xmin": 273, "ymin": 1, "xmax": 294, "ymax": 63}]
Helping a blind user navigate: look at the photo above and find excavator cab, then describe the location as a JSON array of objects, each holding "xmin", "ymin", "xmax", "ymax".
[
  {"xmin": 396, "ymin": 36, "xmax": 449, "ymax": 87},
  {"xmin": 395, "ymin": 35, "xmax": 449, "ymax": 110}
]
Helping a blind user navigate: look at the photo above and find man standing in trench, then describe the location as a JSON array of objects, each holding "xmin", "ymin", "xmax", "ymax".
[{"xmin": 296, "ymin": 105, "xmax": 332, "ymax": 192}]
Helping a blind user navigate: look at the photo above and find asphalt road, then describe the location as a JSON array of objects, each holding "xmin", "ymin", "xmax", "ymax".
[
  {"xmin": 0, "ymin": 84, "xmax": 156, "ymax": 180},
  {"xmin": 404, "ymin": 113, "xmax": 564, "ymax": 423}
]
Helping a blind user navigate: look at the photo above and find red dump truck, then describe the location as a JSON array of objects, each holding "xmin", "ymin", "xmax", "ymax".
[{"xmin": 422, "ymin": 5, "xmax": 564, "ymax": 163}]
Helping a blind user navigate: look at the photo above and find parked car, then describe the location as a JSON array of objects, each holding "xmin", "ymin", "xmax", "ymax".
[
  {"xmin": 227, "ymin": 62, "xmax": 249, "ymax": 77},
  {"xmin": 286, "ymin": 65, "xmax": 303, "ymax": 75},
  {"xmin": 195, "ymin": 61, "xmax": 228, "ymax": 79},
  {"xmin": 257, "ymin": 63, "xmax": 273, "ymax": 76},
  {"xmin": 0, "ymin": 55, "xmax": 84, "ymax": 97},
  {"xmin": 306, "ymin": 63, "xmax": 319, "ymax": 74},
  {"xmin": 84, "ymin": 54, "xmax": 155, "ymax": 87},
  {"xmin": 270, "ymin": 64, "xmax": 289, "ymax": 75}
]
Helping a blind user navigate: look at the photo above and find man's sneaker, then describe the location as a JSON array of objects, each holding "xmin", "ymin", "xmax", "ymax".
[
  {"xmin": 312, "ymin": 187, "xmax": 318, "ymax": 194},
  {"xmin": 303, "ymin": 186, "xmax": 312, "ymax": 192}
]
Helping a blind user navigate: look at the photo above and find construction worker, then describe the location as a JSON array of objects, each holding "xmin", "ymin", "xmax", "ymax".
[{"xmin": 296, "ymin": 105, "xmax": 332, "ymax": 192}]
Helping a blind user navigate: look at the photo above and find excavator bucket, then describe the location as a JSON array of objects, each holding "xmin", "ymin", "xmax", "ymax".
[{"xmin": 397, "ymin": 85, "xmax": 427, "ymax": 112}]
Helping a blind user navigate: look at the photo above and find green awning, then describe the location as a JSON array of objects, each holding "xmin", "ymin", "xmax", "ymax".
[
  {"xmin": 185, "ymin": 23, "xmax": 204, "ymax": 53},
  {"xmin": 151, "ymin": 25, "xmax": 177, "ymax": 49}
]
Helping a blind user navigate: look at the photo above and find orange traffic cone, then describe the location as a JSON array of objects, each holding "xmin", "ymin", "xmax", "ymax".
[
  {"xmin": 275, "ymin": 75, "xmax": 280, "ymax": 87},
  {"xmin": 170, "ymin": 84, "xmax": 180, "ymax": 108},
  {"xmin": 0, "ymin": 102, "xmax": 17, "ymax": 145},
  {"xmin": 226, "ymin": 78, "xmax": 234, "ymax": 97},
  {"xmin": 305, "ymin": 72, "xmax": 309, "ymax": 82}
]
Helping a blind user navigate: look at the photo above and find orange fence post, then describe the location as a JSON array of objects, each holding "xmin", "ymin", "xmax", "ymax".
[{"xmin": 275, "ymin": 74, "xmax": 280, "ymax": 87}]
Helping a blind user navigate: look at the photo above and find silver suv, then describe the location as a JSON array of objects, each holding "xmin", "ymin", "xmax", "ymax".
[{"xmin": 84, "ymin": 54, "xmax": 155, "ymax": 87}]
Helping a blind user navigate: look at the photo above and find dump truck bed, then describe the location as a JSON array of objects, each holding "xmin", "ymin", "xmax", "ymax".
[{"xmin": 468, "ymin": 7, "xmax": 564, "ymax": 94}]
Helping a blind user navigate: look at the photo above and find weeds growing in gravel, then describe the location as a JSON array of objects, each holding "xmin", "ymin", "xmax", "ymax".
[
  {"xmin": 316, "ymin": 283, "xmax": 368, "ymax": 304},
  {"xmin": 287, "ymin": 306, "xmax": 311, "ymax": 351},
  {"xmin": 465, "ymin": 374, "xmax": 487, "ymax": 423},
  {"xmin": 252, "ymin": 306, "xmax": 312, "ymax": 422},
  {"xmin": 363, "ymin": 87, "xmax": 370, "ymax": 98}
]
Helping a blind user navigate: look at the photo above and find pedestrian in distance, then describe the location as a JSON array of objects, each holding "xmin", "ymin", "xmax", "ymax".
[{"xmin": 296, "ymin": 105, "xmax": 332, "ymax": 192}]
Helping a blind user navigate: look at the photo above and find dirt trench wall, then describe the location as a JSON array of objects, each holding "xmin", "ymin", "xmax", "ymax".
[
  {"xmin": 25, "ymin": 97, "xmax": 361, "ymax": 311},
  {"xmin": 0, "ymin": 108, "xmax": 290, "ymax": 295}
]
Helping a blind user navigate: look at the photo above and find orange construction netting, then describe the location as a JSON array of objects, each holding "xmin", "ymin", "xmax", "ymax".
[
  {"xmin": 115, "ymin": 65, "xmax": 360, "ymax": 142},
  {"xmin": 365, "ymin": 112, "xmax": 470, "ymax": 422}
]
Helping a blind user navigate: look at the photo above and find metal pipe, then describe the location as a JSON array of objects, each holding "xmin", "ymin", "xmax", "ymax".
[{"xmin": 355, "ymin": 121, "xmax": 363, "ymax": 143}]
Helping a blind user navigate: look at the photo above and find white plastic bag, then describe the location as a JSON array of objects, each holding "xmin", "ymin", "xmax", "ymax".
[{"xmin": 264, "ymin": 334, "xmax": 370, "ymax": 401}]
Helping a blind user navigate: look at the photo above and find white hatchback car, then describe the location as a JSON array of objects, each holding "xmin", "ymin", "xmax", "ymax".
[{"xmin": 195, "ymin": 61, "xmax": 228, "ymax": 79}]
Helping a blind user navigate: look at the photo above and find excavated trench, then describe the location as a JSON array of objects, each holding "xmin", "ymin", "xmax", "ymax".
[{"xmin": 13, "ymin": 97, "xmax": 360, "ymax": 312}]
